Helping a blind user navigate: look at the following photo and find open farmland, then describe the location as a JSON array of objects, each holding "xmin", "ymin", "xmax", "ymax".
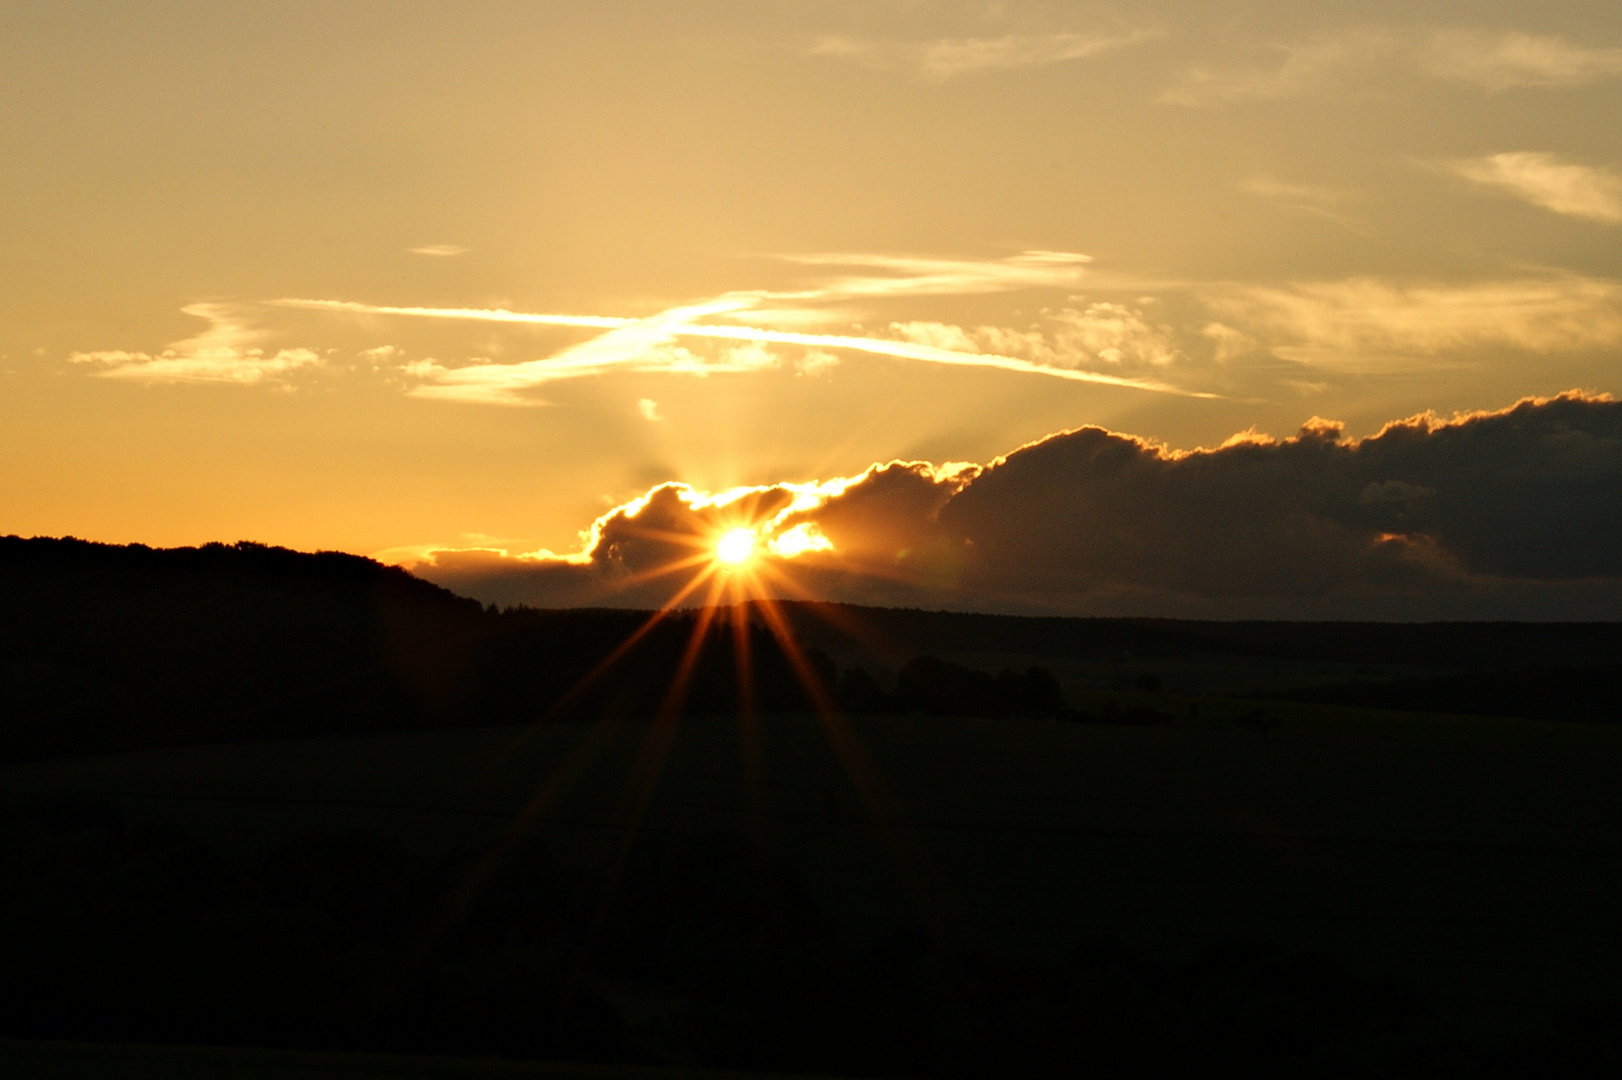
[{"xmin": 7, "ymin": 699, "xmax": 1622, "ymax": 1046}]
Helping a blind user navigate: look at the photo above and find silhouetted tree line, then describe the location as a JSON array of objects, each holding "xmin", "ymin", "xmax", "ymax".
[
  {"xmin": 0, "ymin": 538, "xmax": 851, "ymax": 763},
  {"xmin": 0, "ymin": 539, "xmax": 1072, "ymax": 764},
  {"xmin": 5, "ymin": 537, "xmax": 1620, "ymax": 764},
  {"xmin": 4, "ymin": 796, "xmax": 1611, "ymax": 1077}
]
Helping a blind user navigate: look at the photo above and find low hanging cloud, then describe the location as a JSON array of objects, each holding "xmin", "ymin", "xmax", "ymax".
[
  {"xmin": 1449, "ymin": 152, "xmax": 1622, "ymax": 223},
  {"xmin": 409, "ymin": 392, "xmax": 1622, "ymax": 620},
  {"xmin": 68, "ymin": 303, "xmax": 320, "ymax": 385},
  {"xmin": 811, "ymin": 30, "xmax": 1153, "ymax": 82}
]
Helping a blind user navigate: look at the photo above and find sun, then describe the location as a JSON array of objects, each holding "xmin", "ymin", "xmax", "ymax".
[{"xmin": 715, "ymin": 527, "xmax": 756, "ymax": 567}]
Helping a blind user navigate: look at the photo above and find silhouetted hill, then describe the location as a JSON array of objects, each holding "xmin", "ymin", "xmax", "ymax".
[
  {"xmin": 0, "ymin": 537, "xmax": 838, "ymax": 762},
  {"xmin": 0, "ymin": 536, "xmax": 489, "ymax": 760},
  {"xmin": 3, "ymin": 537, "xmax": 1619, "ymax": 763}
]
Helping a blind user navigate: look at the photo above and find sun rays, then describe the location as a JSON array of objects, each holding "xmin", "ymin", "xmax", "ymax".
[
  {"xmin": 715, "ymin": 527, "xmax": 757, "ymax": 567},
  {"xmin": 453, "ymin": 489, "xmax": 948, "ymax": 955}
]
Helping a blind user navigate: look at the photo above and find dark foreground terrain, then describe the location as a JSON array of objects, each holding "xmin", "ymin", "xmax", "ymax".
[{"xmin": 3, "ymin": 536, "xmax": 1621, "ymax": 1077}]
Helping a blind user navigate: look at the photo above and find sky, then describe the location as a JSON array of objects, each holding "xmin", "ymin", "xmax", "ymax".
[{"xmin": 3, "ymin": 1, "xmax": 1620, "ymax": 617}]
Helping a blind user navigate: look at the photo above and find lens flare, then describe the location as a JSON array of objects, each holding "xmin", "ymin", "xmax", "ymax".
[{"xmin": 716, "ymin": 528, "xmax": 756, "ymax": 566}]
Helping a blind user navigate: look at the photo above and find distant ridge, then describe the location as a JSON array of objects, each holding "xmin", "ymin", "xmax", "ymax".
[
  {"xmin": 3, "ymin": 537, "xmax": 1618, "ymax": 762},
  {"xmin": 0, "ymin": 537, "xmax": 829, "ymax": 762}
]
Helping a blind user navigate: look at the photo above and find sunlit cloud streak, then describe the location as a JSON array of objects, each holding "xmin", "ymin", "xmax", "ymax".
[
  {"xmin": 771, "ymin": 250, "xmax": 1091, "ymax": 299},
  {"xmin": 811, "ymin": 30, "xmax": 1154, "ymax": 82},
  {"xmin": 276, "ymin": 251, "xmax": 1206, "ymax": 403},
  {"xmin": 1449, "ymin": 153, "xmax": 1622, "ymax": 224},
  {"xmin": 408, "ymin": 244, "xmax": 469, "ymax": 257},
  {"xmin": 410, "ymin": 393, "xmax": 1622, "ymax": 621},
  {"xmin": 69, "ymin": 302, "xmax": 319, "ymax": 385}
]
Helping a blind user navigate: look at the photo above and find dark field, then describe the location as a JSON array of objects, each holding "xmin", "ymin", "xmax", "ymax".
[
  {"xmin": 4, "ymin": 537, "xmax": 1622, "ymax": 1076},
  {"xmin": 7, "ymin": 703, "xmax": 1622, "ymax": 1075}
]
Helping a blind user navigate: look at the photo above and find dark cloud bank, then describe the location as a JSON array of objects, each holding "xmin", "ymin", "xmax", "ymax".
[{"xmin": 418, "ymin": 393, "xmax": 1622, "ymax": 620}]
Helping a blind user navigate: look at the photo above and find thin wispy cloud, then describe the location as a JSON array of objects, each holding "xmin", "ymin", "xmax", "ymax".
[
  {"xmin": 1212, "ymin": 275, "xmax": 1622, "ymax": 368},
  {"xmin": 275, "ymin": 251, "xmax": 1202, "ymax": 404},
  {"xmin": 811, "ymin": 30, "xmax": 1153, "ymax": 82},
  {"xmin": 282, "ymin": 294, "xmax": 1198, "ymax": 405},
  {"xmin": 1449, "ymin": 152, "xmax": 1622, "ymax": 223},
  {"xmin": 1162, "ymin": 30, "xmax": 1393, "ymax": 106},
  {"xmin": 408, "ymin": 244, "xmax": 469, "ymax": 257},
  {"xmin": 774, "ymin": 250, "xmax": 1090, "ymax": 300},
  {"xmin": 1165, "ymin": 28, "xmax": 1622, "ymax": 106},
  {"xmin": 891, "ymin": 301, "xmax": 1184, "ymax": 371},
  {"xmin": 1421, "ymin": 30, "xmax": 1622, "ymax": 90},
  {"xmin": 69, "ymin": 303, "xmax": 320, "ymax": 385},
  {"xmin": 1240, "ymin": 176, "xmax": 1372, "ymax": 235}
]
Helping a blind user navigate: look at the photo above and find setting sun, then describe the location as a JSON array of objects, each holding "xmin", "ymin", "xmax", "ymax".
[{"xmin": 715, "ymin": 528, "xmax": 756, "ymax": 566}]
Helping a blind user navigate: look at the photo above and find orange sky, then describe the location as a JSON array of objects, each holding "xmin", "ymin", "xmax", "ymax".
[{"xmin": 3, "ymin": 2, "xmax": 1620, "ymax": 597}]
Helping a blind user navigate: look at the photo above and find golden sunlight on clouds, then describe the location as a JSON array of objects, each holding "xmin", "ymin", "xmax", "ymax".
[
  {"xmin": 1449, "ymin": 153, "xmax": 1622, "ymax": 224},
  {"xmin": 1208, "ymin": 276, "xmax": 1622, "ymax": 367},
  {"xmin": 408, "ymin": 393, "xmax": 1622, "ymax": 621},
  {"xmin": 68, "ymin": 303, "xmax": 320, "ymax": 385}
]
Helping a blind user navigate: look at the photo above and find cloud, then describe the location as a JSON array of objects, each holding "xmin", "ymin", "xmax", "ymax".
[
  {"xmin": 276, "ymin": 253, "xmax": 1207, "ymax": 404},
  {"xmin": 1164, "ymin": 28, "xmax": 1622, "ymax": 106},
  {"xmin": 1161, "ymin": 30, "xmax": 1394, "ymax": 105},
  {"xmin": 409, "ymin": 244, "xmax": 469, "ymax": 257},
  {"xmin": 1420, "ymin": 30, "xmax": 1622, "ymax": 90},
  {"xmin": 409, "ymin": 392, "xmax": 1622, "ymax": 620},
  {"xmin": 638, "ymin": 397, "xmax": 662, "ymax": 421},
  {"xmin": 1240, "ymin": 175, "xmax": 1371, "ymax": 234},
  {"xmin": 890, "ymin": 301, "xmax": 1183, "ymax": 371},
  {"xmin": 811, "ymin": 30, "xmax": 1152, "ymax": 82},
  {"xmin": 796, "ymin": 349, "xmax": 840, "ymax": 375},
  {"xmin": 1208, "ymin": 275, "xmax": 1622, "ymax": 366},
  {"xmin": 68, "ymin": 303, "xmax": 320, "ymax": 385},
  {"xmin": 771, "ymin": 250, "xmax": 1091, "ymax": 301},
  {"xmin": 1449, "ymin": 152, "xmax": 1622, "ymax": 223}
]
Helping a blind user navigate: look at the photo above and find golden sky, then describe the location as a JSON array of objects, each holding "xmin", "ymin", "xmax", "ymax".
[{"xmin": 3, "ymin": 2, "xmax": 1620, "ymax": 614}]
